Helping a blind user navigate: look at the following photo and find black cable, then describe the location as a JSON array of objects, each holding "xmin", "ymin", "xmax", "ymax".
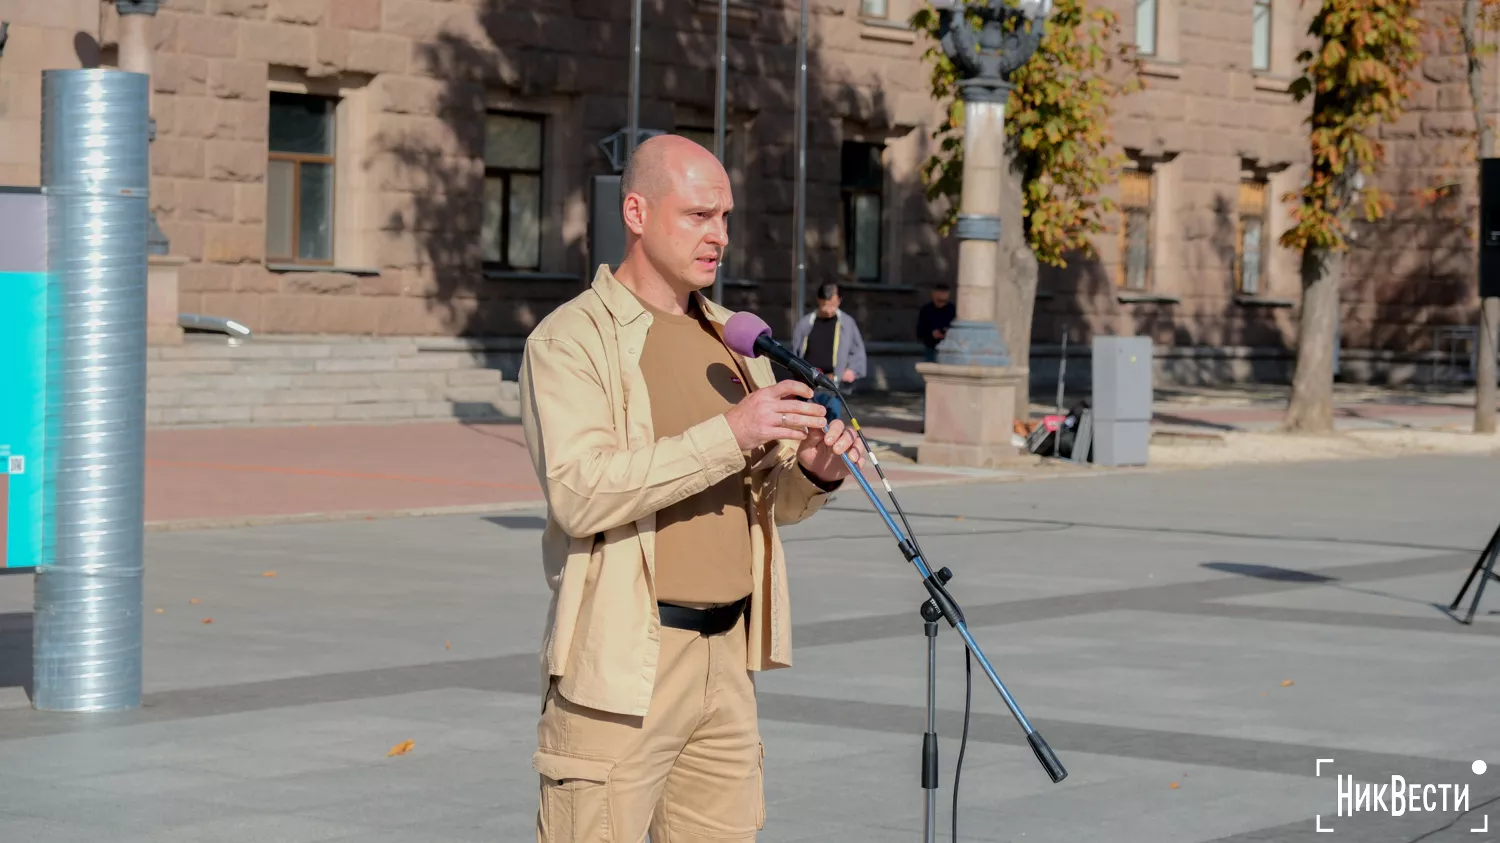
[
  {"xmin": 830, "ymin": 392, "xmax": 931, "ymax": 564},
  {"xmin": 828, "ymin": 390, "xmax": 973, "ymax": 841},
  {"xmin": 955, "ymin": 649, "xmax": 972, "ymax": 843}
]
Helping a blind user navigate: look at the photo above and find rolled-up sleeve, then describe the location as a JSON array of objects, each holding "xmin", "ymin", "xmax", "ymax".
[{"xmin": 771, "ymin": 457, "xmax": 839, "ymax": 527}]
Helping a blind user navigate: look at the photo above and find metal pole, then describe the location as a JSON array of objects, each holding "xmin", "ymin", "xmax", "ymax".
[
  {"xmin": 628, "ymin": 0, "xmax": 642, "ymax": 160},
  {"xmin": 713, "ymin": 0, "xmax": 728, "ymax": 302},
  {"xmin": 34, "ymin": 69, "xmax": 150, "ymax": 712},
  {"xmin": 793, "ymin": 0, "xmax": 808, "ymax": 324}
]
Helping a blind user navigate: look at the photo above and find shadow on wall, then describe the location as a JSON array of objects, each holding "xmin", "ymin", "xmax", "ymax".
[
  {"xmin": 1345, "ymin": 160, "xmax": 1480, "ymax": 356},
  {"xmin": 378, "ymin": 0, "xmax": 944, "ymax": 347},
  {"xmin": 1022, "ymin": 153, "xmax": 1487, "ymax": 391}
]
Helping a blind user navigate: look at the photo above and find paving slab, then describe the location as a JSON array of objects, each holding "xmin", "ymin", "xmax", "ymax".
[{"xmin": 1, "ymin": 454, "xmax": 1499, "ymax": 842}]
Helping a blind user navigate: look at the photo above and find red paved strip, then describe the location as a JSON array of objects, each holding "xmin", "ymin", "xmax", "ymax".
[
  {"xmin": 146, "ymin": 421, "xmax": 543, "ymax": 524},
  {"xmin": 144, "ymin": 420, "xmax": 971, "ymax": 525}
]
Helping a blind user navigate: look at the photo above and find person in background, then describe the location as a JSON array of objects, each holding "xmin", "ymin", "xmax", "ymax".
[
  {"xmin": 790, "ymin": 282, "xmax": 867, "ymax": 421},
  {"xmin": 916, "ymin": 283, "xmax": 956, "ymax": 363}
]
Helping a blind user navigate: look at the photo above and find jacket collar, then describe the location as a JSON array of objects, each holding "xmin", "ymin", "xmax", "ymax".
[{"xmin": 591, "ymin": 263, "xmax": 730, "ymax": 329}]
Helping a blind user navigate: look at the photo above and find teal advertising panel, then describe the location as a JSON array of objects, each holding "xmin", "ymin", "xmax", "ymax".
[{"xmin": 1, "ymin": 188, "xmax": 49, "ymax": 569}]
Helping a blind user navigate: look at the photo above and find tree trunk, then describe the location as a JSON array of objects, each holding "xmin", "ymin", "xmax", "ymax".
[
  {"xmin": 1463, "ymin": 0, "xmax": 1498, "ymax": 434},
  {"xmin": 1285, "ymin": 248, "xmax": 1342, "ymax": 433},
  {"xmin": 993, "ymin": 144, "xmax": 1039, "ymax": 421}
]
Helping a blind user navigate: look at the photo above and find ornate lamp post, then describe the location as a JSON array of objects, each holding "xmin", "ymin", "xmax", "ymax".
[{"xmin": 917, "ymin": 0, "xmax": 1050, "ymax": 468}]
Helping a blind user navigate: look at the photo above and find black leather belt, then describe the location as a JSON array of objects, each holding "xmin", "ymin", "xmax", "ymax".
[{"xmin": 657, "ymin": 597, "xmax": 749, "ymax": 636}]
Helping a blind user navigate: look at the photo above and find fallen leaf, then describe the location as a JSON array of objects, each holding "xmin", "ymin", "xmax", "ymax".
[
  {"xmin": 445, "ymin": 641, "xmax": 452, "ymax": 650},
  {"xmin": 1281, "ymin": 680, "xmax": 1295, "ymax": 687},
  {"xmin": 1169, "ymin": 782, "xmax": 1180, "ymax": 789},
  {"xmin": 154, "ymin": 608, "xmax": 165, "ymax": 614},
  {"xmin": 388, "ymin": 740, "xmax": 415, "ymax": 757},
  {"xmin": 201, "ymin": 618, "xmax": 213, "ymax": 624},
  {"xmin": 1260, "ymin": 692, "xmax": 1268, "ymax": 697},
  {"xmin": 189, "ymin": 598, "xmax": 202, "ymax": 605},
  {"xmin": 262, "ymin": 571, "xmax": 277, "ymax": 578},
  {"xmin": 953, "ymin": 515, "xmax": 965, "ymax": 522}
]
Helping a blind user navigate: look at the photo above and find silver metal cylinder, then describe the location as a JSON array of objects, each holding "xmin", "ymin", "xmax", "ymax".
[{"xmin": 33, "ymin": 69, "xmax": 150, "ymax": 713}]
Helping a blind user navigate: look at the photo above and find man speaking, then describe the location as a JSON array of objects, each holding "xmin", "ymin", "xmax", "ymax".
[{"xmin": 519, "ymin": 134, "xmax": 865, "ymax": 842}]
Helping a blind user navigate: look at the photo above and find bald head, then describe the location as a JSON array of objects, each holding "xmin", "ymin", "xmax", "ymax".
[
  {"xmin": 613, "ymin": 133, "xmax": 734, "ymax": 302},
  {"xmin": 621, "ymin": 134, "xmax": 726, "ymax": 205}
]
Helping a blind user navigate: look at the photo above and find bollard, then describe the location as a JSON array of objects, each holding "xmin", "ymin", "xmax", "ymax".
[{"xmin": 33, "ymin": 69, "xmax": 150, "ymax": 713}]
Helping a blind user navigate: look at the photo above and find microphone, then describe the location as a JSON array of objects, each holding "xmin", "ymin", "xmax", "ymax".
[{"xmin": 723, "ymin": 311, "xmax": 840, "ymax": 392}]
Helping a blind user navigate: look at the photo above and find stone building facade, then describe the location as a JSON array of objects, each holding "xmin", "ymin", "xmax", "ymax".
[{"xmin": 0, "ymin": 0, "xmax": 1492, "ymax": 387}]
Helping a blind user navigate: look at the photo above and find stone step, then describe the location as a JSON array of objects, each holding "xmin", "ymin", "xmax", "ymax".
[{"xmin": 146, "ymin": 335, "xmax": 521, "ymax": 428}]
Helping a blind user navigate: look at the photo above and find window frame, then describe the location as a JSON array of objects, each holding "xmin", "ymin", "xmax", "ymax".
[
  {"xmin": 482, "ymin": 111, "xmax": 547, "ymax": 273},
  {"xmin": 1134, "ymin": 0, "xmax": 1158, "ymax": 57},
  {"xmin": 266, "ymin": 92, "xmax": 338, "ymax": 267},
  {"xmin": 1251, "ymin": 0, "xmax": 1272, "ymax": 71},
  {"xmin": 1117, "ymin": 168, "xmax": 1154, "ymax": 291},
  {"xmin": 1235, "ymin": 177, "xmax": 1269, "ymax": 295},
  {"xmin": 839, "ymin": 140, "xmax": 886, "ymax": 284},
  {"xmin": 859, "ymin": 0, "xmax": 890, "ymax": 19}
]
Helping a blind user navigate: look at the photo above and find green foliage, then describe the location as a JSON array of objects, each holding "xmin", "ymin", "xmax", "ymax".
[
  {"xmin": 910, "ymin": 0, "xmax": 1138, "ymax": 268},
  {"xmin": 1280, "ymin": 0, "xmax": 1425, "ymax": 253}
]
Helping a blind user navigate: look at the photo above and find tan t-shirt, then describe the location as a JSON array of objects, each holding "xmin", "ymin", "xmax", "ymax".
[{"xmin": 637, "ymin": 294, "xmax": 756, "ymax": 605}]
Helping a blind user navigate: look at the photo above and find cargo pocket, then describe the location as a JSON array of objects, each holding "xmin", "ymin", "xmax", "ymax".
[
  {"xmin": 755, "ymin": 742, "xmax": 766, "ymax": 830},
  {"xmin": 534, "ymin": 748, "xmax": 617, "ymax": 843}
]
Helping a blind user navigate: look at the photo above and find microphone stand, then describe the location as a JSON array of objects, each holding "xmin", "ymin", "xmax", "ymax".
[{"xmin": 815, "ymin": 395, "xmax": 1067, "ymax": 843}]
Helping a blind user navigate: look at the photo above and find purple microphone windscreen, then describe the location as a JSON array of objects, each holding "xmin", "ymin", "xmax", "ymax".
[{"xmin": 723, "ymin": 311, "xmax": 772, "ymax": 358}]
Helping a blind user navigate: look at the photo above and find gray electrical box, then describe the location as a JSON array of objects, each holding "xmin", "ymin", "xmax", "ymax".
[
  {"xmin": 1091, "ymin": 336, "xmax": 1153, "ymax": 466},
  {"xmin": 589, "ymin": 174, "xmax": 624, "ymax": 271}
]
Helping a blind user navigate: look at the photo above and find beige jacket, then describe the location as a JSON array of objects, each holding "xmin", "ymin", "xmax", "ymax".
[{"xmin": 519, "ymin": 265, "xmax": 837, "ymax": 717}]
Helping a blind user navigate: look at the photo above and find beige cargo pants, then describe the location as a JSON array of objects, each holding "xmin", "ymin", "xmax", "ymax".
[{"xmin": 533, "ymin": 614, "xmax": 765, "ymax": 843}]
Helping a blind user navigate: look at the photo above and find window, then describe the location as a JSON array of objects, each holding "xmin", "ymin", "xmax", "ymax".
[
  {"xmin": 482, "ymin": 113, "xmax": 544, "ymax": 271},
  {"xmin": 860, "ymin": 0, "xmax": 889, "ymax": 17},
  {"xmin": 1118, "ymin": 169, "xmax": 1153, "ymax": 290},
  {"xmin": 267, "ymin": 92, "xmax": 336, "ymax": 265},
  {"xmin": 840, "ymin": 141, "xmax": 884, "ymax": 283},
  {"xmin": 1135, "ymin": 0, "xmax": 1157, "ymax": 56},
  {"xmin": 1251, "ymin": 0, "xmax": 1272, "ymax": 71},
  {"xmin": 1236, "ymin": 178, "xmax": 1268, "ymax": 294}
]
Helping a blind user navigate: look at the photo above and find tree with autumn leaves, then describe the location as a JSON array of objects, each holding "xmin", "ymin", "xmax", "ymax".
[
  {"xmin": 910, "ymin": 0, "xmax": 1137, "ymax": 396},
  {"xmin": 1279, "ymin": 0, "xmax": 1425, "ymax": 433}
]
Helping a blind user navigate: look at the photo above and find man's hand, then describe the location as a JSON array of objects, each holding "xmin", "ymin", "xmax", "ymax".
[
  {"xmin": 724, "ymin": 380, "xmax": 827, "ymax": 452},
  {"xmin": 841, "ymin": 368, "xmax": 857, "ymax": 384},
  {"xmin": 797, "ymin": 418, "xmax": 865, "ymax": 484}
]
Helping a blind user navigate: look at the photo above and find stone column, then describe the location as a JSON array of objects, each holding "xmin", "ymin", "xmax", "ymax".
[
  {"xmin": 116, "ymin": 0, "xmax": 181, "ymax": 345},
  {"xmin": 916, "ymin": 0, "xmax": 1045, "ymax": 468}
]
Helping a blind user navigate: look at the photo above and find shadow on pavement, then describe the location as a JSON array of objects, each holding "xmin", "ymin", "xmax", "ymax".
[{"xmin": 0, "ymin": 611, "xmax": 33, "ymax": 700}]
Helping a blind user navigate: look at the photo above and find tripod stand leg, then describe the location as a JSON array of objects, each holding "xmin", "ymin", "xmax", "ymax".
[
  {"xmin": 1451, "ymin": 523, "xmax": 1500, "ymax": 624},
  {"xmin": 1462, "ymin": 533, "xmax": 1500, "ymax": 625},
  {"xmin": 922, "ymin": 616, "xmax": 938, "ymax": 843}
]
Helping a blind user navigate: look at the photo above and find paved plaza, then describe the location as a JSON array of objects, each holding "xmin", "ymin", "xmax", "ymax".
[{"xmin": 2, "ymin": 453, "xmax": 1499, "ymax": 841}]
